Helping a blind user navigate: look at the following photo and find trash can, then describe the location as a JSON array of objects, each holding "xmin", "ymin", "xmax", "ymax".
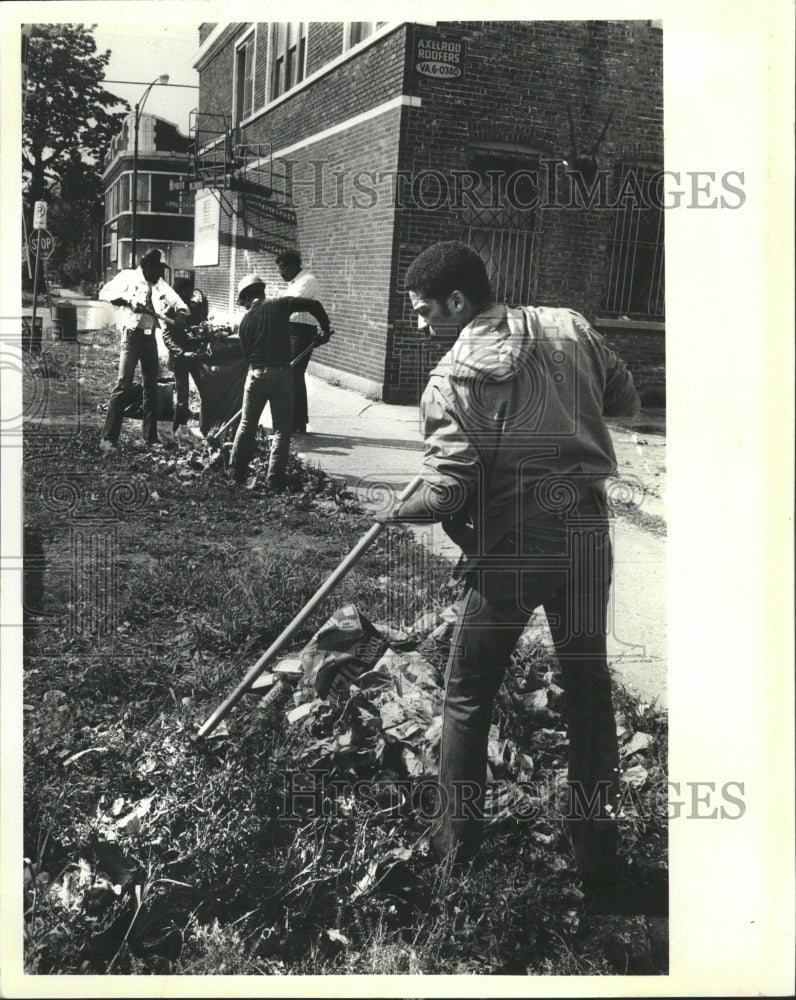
[
  {"xmin": 54, "ymin": 300, "xmax": 78, "ymax": 341},
  {"xmin": 22, "ymin": 316, "xmax": 43, "ymax": 354}
]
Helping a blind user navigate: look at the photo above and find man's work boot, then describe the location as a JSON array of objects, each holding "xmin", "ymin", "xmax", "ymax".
[{"xmin": 172, "ymin": 403, "xmax": 189, "ymax": 432}]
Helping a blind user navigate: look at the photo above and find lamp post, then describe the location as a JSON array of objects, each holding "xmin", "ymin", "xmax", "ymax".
[{"xmin": 130, "ymin": 74, "xmax": 169, "ymax": 267}]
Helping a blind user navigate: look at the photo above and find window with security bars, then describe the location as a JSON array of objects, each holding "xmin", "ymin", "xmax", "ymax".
[
  {"xmin": 601, "ymin": 163, "xmax": 665, "ymax": 319},
  {"xmin": 461, "ymin": 161, "xmax": 542, "ymax": 307},
  {"xmin": 271, "ymin": 23, "xmax": 307, "ymax": 99}
]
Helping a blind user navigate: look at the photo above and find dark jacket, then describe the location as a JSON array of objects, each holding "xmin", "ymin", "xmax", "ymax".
[
  {"xmin": 161, "ymin": 293, "xmax": 210, "ymax": 356},
  {"xmin": 416, "ymin": 303, "xmax": 640, "ymax": 565},
  {"xmin": 238, "ymin": 296, "xmax": 330, "ymax": 368}
]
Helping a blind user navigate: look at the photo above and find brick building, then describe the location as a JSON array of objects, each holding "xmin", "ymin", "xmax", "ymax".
[
  {"xmin": 189, "ymin": 20, "xmax": 664, "ymax": 404},
  {"xmin": 101, "ymin": 113, "xmax": 194, "ymax": 283}
]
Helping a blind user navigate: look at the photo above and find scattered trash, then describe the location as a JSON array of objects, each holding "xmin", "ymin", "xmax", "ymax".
[
  {"xmin": 621, "ymin": 731, "xmax": 654, "ymax": 757},
  {"xmin": 326, "ymin": 928, "xmax": 350, "ymax": 946},
  {"xmin": 621, "ymin": 764, "xmax": 649, "ymax": 788},
  {"xmin": 62, "ymin": 747, "xmax": 108, "ymax": 767},
  {"xmin": 298, "ymin": 605, "xmax": 389, "ymax": 701}
]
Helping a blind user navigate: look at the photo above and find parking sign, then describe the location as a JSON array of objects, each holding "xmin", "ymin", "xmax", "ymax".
[{"xmin": 33, "ymin": 201, "xmax": 48, "ymax": 230}]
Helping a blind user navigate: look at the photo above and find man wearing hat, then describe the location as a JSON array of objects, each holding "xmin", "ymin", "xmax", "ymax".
[
  {"xmin": 98, "ymin": 249, "xmax": 189, "ymax": 452},
  {"xmin": 231, "ymin": 273, "xmax": 332, "ymax": 489}
]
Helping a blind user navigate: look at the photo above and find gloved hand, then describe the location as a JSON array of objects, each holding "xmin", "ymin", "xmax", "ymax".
[{"xmin": 317, "ymin": 327, "xmax": 333, "ymax": 345}]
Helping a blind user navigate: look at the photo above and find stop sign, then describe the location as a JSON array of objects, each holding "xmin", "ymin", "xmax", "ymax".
[{"xmin": 29, "ymin": 229, "xmax": 55, "ymax": 259}]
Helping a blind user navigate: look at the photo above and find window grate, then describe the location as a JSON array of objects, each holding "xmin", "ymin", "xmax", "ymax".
[{"xmin": 601, "ymin": 164, "xmax": 665, "ymax": 320}]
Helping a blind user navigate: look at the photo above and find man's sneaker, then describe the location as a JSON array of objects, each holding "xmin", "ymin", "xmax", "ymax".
[
  {"xmin": 99, "ymin": 439, "xmax": 118, "ymax": 455},
  {"xmin": 581, "ymin": 863, "xmax": 668, "ymax": 918}
]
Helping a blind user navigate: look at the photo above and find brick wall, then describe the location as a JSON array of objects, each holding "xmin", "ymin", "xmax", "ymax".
[
  {"xmin": 193, "ymin": 21, "xmax": 663, "ymax": 402},
  {"xmin": 195, "ymin": 25, "xmax": 411, "ymax": 391},
  {"xmin": 385, "ymin": 19, "xmax": 663, "ymax": 401},
  {"xmin": 596, "ymin": 323, "xmax": 666, "ymax": 406},
  {"xmin": 307, "ymin": 21, "xmax": 344, "ymax": 75},
  {"xmin": 199, "ymin": 27, "xmax": 243, "ymax": 122},
  {"xmin": 239, "ymin": 27, "xmax": 408, "ymax": 151}
]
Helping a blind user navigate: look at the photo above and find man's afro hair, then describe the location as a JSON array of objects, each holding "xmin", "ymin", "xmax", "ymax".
[{"xmin": 404, "ymin": 241, "xmax": 491, "ymax": 307}]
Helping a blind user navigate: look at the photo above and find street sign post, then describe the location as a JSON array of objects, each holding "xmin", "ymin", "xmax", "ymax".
[{"xmin": 29, "ymin": 223, "xmax": 55, "ymax": 352}]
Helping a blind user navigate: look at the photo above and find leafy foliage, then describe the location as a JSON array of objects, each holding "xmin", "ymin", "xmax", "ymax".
[
  {"xmin": 22, "ymin": 24, "xmax": 127, "ymax": 288},
  {"xmin": 23, "ymin": 23, "xmax": 128, "ymax": 205}
]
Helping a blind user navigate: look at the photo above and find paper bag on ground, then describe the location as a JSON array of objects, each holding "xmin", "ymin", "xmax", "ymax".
[{"xmin": 299, "ymin": 604, "xmax": 389, "ymax": 701}]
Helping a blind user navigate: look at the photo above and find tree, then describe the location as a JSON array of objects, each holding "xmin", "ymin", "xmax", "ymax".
[
  {"xmin": 46, "ymin": 154, "xmax": 104, "ymax": 291},
  {"xmin": 23, "ymin": 23, "xmax": 128, "ymax": 210},
  {"xmin": 23, "ymin": 24, "xmax": 128, "ymax": 288}
]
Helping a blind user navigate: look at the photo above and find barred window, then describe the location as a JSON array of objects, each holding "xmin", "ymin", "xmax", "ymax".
[
  {"xmin": 461, "ymin": 153, "xmax": 543, "ymax": 307},
  {"xmin": 602, "ymin": 163, "xmax": 665, "ymax": 319}
]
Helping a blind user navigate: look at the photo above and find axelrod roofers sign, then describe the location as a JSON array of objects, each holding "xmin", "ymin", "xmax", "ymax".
[{"xmin": 414, "ymin": 36, "xmax": 467, "ymax": 80}]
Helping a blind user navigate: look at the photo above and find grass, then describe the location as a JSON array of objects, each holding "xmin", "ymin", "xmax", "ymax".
[{"xmin": 21, "ymin": 328, "xmax": 669, "ymax": 976}]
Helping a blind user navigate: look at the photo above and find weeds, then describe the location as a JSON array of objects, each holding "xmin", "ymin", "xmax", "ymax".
[{"xmin": 21, "ymin": 328, "xmax": 669, "ymax": 975}]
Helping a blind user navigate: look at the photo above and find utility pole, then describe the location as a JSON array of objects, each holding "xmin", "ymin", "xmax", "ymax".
[{"xmin": 130, "ymin": 75, "xmax": 169, "ymax": 266}]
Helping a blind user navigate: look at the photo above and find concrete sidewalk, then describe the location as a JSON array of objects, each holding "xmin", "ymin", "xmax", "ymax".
[{"xmin": 293, "ymin": 374, "xmax": 668, "ymax": 709}]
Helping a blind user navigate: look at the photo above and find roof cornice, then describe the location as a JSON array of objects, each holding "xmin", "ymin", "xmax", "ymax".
[{"xmin": 193, "ymin": 23, "xmax": 251, "ymax": 70}]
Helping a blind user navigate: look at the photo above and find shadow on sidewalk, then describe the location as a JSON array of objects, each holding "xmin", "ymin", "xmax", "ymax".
[{"xmin": 296, "ymin": 432, "xmax": 425, "ymax": 453}]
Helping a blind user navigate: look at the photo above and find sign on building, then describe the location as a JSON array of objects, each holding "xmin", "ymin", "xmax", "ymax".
[
  {"xmin": 414, "ymin": 36, "xmax": 466, "ymax": 80},
  {"xmin": 193, "ymin": 189, "xmax": 220, "ymax": 267}
]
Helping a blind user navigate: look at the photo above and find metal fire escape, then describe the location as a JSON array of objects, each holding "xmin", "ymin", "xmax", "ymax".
[{"xmin": 174, "ymin": 111, "xmax": 298, "ymax": 253}]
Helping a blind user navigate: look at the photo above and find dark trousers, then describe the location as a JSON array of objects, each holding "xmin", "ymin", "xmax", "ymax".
[
  {"xmin": 430, "ymin": 493, "xmax": 620, "ymax": 876},
  {"xmin": 102, "ymin": 330, "xmax": 160, "ymax": 444},
  {"xmin": 229, "ymin": 366, "xmax": 294, "ymax": 486},
  {"xmin": 170, "ymin": 354, "xmax": 203, "ymax": 419},
  {"xmin": 289, "ymin": 323, "xmax": 316, "ymax": 429}
]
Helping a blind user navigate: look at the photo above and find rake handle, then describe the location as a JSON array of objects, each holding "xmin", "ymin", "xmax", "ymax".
[
  {"xmin": 197, "ymin": 473, "xmax": 424, "ymax": 738},
  {"xmin": 206, "ymin": 333, "xmax": 329, "ymax": 445}
]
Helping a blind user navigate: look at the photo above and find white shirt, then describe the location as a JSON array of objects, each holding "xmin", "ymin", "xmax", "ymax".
[
  {"xmin": 99, "ymin": 268, "xmax": 188, "ymax": 335},
  {"xmin": 283, "ymin": 270, "xmax": 321, "ymax": 327}
]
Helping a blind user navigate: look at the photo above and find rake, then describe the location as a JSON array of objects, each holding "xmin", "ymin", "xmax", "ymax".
[
  {"xmin": 197, "ymin": 473, "xmax": 424, "ymax": 737},
  {"xmin": 205, "ymin": 333, "xmax": 330, "ymax": 448}
]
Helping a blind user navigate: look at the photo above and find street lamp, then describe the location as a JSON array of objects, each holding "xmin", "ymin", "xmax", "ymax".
[{"xmin": 130, "ymin": 74, "xmax": 169, "ymax": 266}]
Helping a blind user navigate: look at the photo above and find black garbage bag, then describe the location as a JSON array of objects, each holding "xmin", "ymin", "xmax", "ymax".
[
  {"xmin": 122, "ymin": 379, "xmax": 175, "ymax": 419},
  {"xmin": 196, "ymin": 336, "xmax": 247, "ymax": 438}
]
